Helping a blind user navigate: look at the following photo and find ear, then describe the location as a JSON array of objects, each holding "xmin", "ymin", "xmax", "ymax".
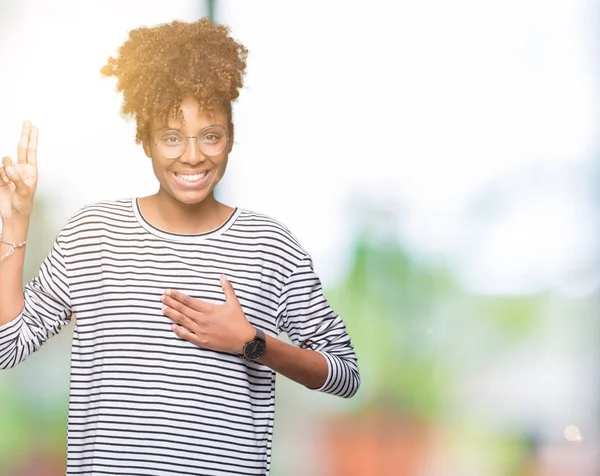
[
  {"xmin": 141, "ymin": 133, "xmax": 153, "ymax": 158},
  {"xmin": 227, "ymin": 122, "xmax": 235, "ymax": 153}
]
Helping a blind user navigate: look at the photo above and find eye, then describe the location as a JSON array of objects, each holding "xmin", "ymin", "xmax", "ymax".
[
  {"xmin": 159, "ymin": 132, "xmax": 184, "ymax": 145},
  {"xmin": 202, "ymin": 133, "xmax": 222, "ymax": 144}
]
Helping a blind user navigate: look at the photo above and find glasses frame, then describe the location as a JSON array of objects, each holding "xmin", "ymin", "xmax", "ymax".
[{"xmin": 153, "ymin": 125, "xmax": 230, "ymax": 160}]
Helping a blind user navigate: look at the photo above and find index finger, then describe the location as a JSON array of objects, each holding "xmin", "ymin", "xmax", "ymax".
[
  {"xmin": 27, "ymin": 126, "xmax": 38, "ymax": 166},
  {"xmin": 17, "ymin": 121, "xmax": 32, "ymax": 164},
  {"xmin": 164, "ymin": 289, "xmax": 212, "ymax": 312}
]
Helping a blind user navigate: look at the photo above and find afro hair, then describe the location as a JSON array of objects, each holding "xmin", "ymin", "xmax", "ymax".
[{"xmin": 101, "ymin": 18, "xmax": 248, "ymax": 143}]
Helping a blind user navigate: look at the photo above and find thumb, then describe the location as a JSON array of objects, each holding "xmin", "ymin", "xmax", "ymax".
[
  {"xmin": 5, "ymin": 162, "xmax": 28, "ymax": 197},
  {"xmin": 220, "ymin": 274, "xmax": 239, "ymax": 303}
]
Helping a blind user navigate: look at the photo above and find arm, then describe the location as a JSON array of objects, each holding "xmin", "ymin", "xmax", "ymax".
[
  {"xmin": 0, "ymin": 122, "xmax": 72, "ymax": 370},
  {"xmin": 0, "ymin": 218, "xmax": 29, "ymax": 325},
  {"xmin": 161, "ymin": 267, "xmax": 360, "ymax": 397},
  {"xmin": 259, "ymin": 335, "xmax": 328, "ymax": 390},
  {"xmin": 0, "ymin": 235, "xmax": 73, "ymax": 370},
  {"xmin": 0, "ymin": 121, "xmax": 39, "ymax": 325},
  {"xmin": 274, "ymin": 256, "xmax": 360, "ymax": 398}
]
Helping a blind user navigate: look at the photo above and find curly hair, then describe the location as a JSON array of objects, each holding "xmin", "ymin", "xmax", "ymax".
[{"xmin": 100, "ymin": 18, "xmax": 248, "ymax": 143}]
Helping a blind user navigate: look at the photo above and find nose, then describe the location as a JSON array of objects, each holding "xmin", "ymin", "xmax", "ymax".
[{"xmin": 179, "ymin": 136, "xmax": 206, "ymax": 165}]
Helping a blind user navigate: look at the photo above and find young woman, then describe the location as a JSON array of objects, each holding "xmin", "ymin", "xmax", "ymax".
[{"xmin": 0, "ymin": 18, "xmax": 359, "ymax": 475}]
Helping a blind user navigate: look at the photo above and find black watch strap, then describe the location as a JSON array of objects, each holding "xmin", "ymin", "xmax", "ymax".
[{"xmin": 254, "ymin": 328, "xmax": 265, "ymax": 343}]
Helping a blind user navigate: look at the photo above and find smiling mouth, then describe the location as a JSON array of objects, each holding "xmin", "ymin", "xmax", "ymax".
[{"xmin": 173, "ymin": 171, "xmax": 209, "ymax": 186}]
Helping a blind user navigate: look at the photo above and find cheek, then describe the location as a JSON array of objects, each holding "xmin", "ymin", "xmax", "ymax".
[
  {"xmin": 213, "ymin": 157, "xmax": 229, "ymax": 182},
  {"xmin": 151, "ymin": 158, "xmax": 167, "ymax": 178},
  {"xmin": 149, "ymin": 158, "xmax": 175, "ymax": 186}
]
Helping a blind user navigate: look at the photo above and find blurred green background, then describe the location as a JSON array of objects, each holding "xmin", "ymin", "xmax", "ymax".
[{"xmin": 1, "ymin": 1, "xmax": 599, "ymax": 475}]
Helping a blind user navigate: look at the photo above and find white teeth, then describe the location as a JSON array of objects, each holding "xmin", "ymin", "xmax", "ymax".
[{"xmin": 175, "ymin": 172, "xmax": 207, "ymax": 182}]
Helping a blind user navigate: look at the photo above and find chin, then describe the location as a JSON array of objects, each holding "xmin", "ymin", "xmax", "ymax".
[{"xmin": 170, "ymin": 190, "xmax": 213, "ymax": 206}]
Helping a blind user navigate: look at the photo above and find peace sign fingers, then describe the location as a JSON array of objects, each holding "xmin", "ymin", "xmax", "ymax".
[
  {"xmin": 16, "ymin": 121, "xmax": 38, "ymax": 166},
  {"xmin": 27, "ymin": 125, "xmax": 38, "ymax": 166}
]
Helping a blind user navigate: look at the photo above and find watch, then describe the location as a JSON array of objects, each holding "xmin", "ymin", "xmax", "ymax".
[{"xmin": 241, "ymin": 328, "xmax": 267, "ymax": 362}]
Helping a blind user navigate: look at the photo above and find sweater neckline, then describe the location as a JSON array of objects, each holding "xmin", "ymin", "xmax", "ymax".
[{"xmin": 131, "ymin": 197, "xmax": 240, "ymax": 243}]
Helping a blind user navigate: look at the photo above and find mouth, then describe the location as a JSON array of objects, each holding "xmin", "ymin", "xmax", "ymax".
[{"xmin": 172, "ymin": 170, "xmax": 211, "ymax": 188}]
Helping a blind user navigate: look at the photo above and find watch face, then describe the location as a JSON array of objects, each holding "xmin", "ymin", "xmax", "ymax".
[{"xmin": 244, "ymin": 340, "xmax": 266, "ymax": 361}]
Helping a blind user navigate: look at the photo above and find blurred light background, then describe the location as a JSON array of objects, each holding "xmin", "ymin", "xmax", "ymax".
[{"xmin": 0, "ymin": 1, "xmax": 599, "ymax": 475}]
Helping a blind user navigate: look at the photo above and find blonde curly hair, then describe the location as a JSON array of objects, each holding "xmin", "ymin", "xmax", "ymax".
[{"xmin": 101, "ymin": 18, "xmax": 248, "ymax": 143}]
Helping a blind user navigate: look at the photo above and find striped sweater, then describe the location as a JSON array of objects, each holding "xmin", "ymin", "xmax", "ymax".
[{"xmin": 0, "ymin": 198, "xmax": 359, "ymax": 476}]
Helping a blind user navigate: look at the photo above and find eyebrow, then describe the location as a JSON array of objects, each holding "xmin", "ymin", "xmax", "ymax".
[
  {"xmin": 154, "ymin": 124, "xmax": 225, "ymax": 132},
  {"xmin": 154, "ymin": 124, "xmax": 227, "ymax": 131}
]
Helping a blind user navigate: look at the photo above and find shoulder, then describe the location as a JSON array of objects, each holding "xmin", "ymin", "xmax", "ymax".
[
  {"xmin": 234, "ymin": 208, "xmax": 311, "ymax": 261},
  {"xmin": 59, "ymin": 198, "xmax": 134, "ymax": 235},
  {"xmin": 70, "ymin": 198, "xmax": 133, "ymax": 218}
]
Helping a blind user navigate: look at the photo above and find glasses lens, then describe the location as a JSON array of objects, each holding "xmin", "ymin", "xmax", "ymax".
[
  {"xmin": 157, "ymin": 131, "xmax": 186, "ymax": 159},
  {"xmin": 198, "ymin": 126, "xmax": 228, "ymax": 156},
  {"xmin": 155, "ymin": 126, "xmax": 229, "ymax": 159}
]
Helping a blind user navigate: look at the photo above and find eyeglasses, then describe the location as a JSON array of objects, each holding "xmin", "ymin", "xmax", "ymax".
[{"xmin": 153, "ymin": 125, "xmax": 229, "ymax": 159}]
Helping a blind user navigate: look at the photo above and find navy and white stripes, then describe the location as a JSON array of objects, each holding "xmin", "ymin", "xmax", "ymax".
[{"xmin": 0, "ymin": 198, "xmax": 359, "ymax": 475}]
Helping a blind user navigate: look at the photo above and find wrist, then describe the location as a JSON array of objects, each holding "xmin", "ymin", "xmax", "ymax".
[
  {"xmin": 238, "ymin": 324, "xmax": 256, "ymax": 354},
  {"xmin": 239, "ymin": 326, "xmax": 267, "ymax": 362},
  {"xmin": 1, "ymin": 218, "xmax": 30, "ymax": 241}
]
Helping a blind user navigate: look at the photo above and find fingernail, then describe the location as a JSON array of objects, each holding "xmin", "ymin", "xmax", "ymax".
[{"xmin": 6, "ymin": 166, "xmax": 14, "ymax": 175}]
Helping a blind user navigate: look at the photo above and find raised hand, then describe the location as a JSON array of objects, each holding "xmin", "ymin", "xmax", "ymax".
[
  {"xmin": 160, "ymin": 275, "xmax": 255, "ymax": 354},
  {"xmin": 0, "ymin": 121, "xmax": 39, "ymax": 221}
]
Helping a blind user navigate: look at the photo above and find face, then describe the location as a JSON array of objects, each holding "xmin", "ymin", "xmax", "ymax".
[{"xmin": 143, "ymin": 96, "xmax": 233, "ymax": 206}]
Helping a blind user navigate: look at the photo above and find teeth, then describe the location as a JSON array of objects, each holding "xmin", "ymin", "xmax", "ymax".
[{"xmin": 175, "ymin": 172, "xmax": 206, "ymax": 182}]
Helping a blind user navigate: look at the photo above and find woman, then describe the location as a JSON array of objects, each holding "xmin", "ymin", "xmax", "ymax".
[{"xmin": 0, "ymin": 18, "xmax": 359, "ymax": 476}]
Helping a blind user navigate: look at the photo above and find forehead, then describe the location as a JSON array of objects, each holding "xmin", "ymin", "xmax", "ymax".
[
  {"xmin": 149, "ymin": 98, "xmax": 230, "ymax": 131},
  {"xmin": 154, "ymin": 97, "xmax": 229, "ymax": 130}
]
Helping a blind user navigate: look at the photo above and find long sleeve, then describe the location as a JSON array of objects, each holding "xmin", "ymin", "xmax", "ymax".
[
  {"xmin": 0, "ymin": 237, "xmax": 72, "ymax": 370},
  {"xmin": 276, "ymin": 255, "xmax": 360, "ymax": 398}
]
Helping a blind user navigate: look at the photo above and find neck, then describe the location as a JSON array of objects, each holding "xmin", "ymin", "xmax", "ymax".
[{"xmin": 141, "ymin": 188, "xmax": 233, "ymax": 235}]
